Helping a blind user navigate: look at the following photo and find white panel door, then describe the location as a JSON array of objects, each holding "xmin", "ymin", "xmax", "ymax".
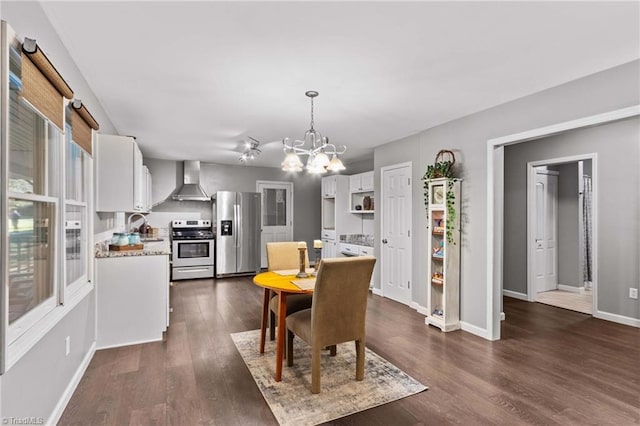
[
  {"xmin": 381, "ymin": 164, "xmax": 412, "ymax": 305},
  {"xmin": 533, "ymin": 170, "xmax": 558, "ymax": 294},
  {"xmin": 257, "ymin": 181, "xmax": 293, "ymax": 268}
]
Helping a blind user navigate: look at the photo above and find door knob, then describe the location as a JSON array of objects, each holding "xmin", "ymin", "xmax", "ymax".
[{"xmin": 382, "ymin": 239, "xmax": 388, "ymax": 244}]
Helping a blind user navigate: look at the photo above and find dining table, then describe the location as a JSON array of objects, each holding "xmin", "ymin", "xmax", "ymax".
[{"xmin": 253, "ymin": 270, "xmax": 316, "ymax": 382}]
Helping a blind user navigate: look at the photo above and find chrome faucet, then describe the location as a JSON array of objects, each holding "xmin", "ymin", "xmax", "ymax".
[{"xmin": 127, "ymin": 213, "xmax": 147, "ymax": 233}]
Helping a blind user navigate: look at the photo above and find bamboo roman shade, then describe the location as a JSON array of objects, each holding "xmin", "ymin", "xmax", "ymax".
[
  {"xmin": 70, "ymin": 100, "xmax": 100, "ymax": 155},
  {"xmin": 21, "ymin": 37, "xmax": 73, "ymax": 130}
]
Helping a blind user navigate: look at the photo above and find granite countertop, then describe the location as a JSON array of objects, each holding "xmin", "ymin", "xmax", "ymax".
[
  {"xmin": 339, "ymin": 234, "xmax": 374, "ymax": 247},
  {"xmin": 95, "ymin": 239, "xmax": 171, "ymax": 258}
]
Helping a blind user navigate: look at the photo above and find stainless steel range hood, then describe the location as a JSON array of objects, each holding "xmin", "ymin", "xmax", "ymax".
[{"xmin": 172, "ymin": 160, "xmax": 210, "ymax": 201}]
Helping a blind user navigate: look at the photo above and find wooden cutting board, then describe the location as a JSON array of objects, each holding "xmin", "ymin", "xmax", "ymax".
[{"xmin": 109, "ymin": 244, "xmax": 143, "ymax": 251}]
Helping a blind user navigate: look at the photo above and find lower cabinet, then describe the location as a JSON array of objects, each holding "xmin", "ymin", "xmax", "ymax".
[
  {"xmin": 96, "ymin": 254, "xmax": 169, "ymax": 349},
  {"xmin": 322, "ymin": 238, "xmax": 336, "ymax": 258}
]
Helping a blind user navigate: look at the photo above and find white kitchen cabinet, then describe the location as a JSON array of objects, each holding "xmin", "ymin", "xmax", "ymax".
[
  {"xmin": 96, "ymin": 254, "xmax": 170, "ymax": 348},
  {"xmin": 321, "ymin": 175, "xmax": 337, "ymax": 198},
  {"xmin": 321, "ymin": 175, "xmax": 360, "ymax": 234},
  {"xmin": 322, "ymin": 238, "xmax": 337, "ymax": 259},
  {"xmin": 96, "ymin": 134, "xmax": 147, "ymax": 212},
  {"xmin": 349, "ymin": 171, "xmax": 374, "ymax": 193}
]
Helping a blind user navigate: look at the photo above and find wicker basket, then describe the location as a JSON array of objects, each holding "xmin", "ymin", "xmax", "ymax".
[{"xmin": 428, "ymin": 150, "xmax": 456, "ymax": 178}]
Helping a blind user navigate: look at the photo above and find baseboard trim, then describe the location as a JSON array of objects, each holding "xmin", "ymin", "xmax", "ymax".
[
  {"xmin": 460, "ymin": 321, "xmax": 492, "ymax": 340},
  {"xmin": 48, "ymin": 341, "xmax": 96, "ymax": 425},
  {"xmin": 558, "ymin": 284, "xmax": 586, "ymax": 294},
  {"xmin": 502, "ymin": 290, "xmax": 528, "ymax": 301},
  {"xmin": 97, "ymin": 336, "xmax": 162, "ymax": 350},
  {"xmin": 371, "ymin": 287, "xmax": 383, "ymax": 296},
  {"xmin": 595, "ymin": 310, "xmax": 640, "ymax": 328},
  {"xmin": 414, "ymin": 303, "xmax": 428, "ymax": 316}
]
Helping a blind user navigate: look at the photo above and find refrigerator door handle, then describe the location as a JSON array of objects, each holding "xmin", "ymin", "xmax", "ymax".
[{"xmin": 236, "ymin": 197, "xmax": 243, "ymax": 266}]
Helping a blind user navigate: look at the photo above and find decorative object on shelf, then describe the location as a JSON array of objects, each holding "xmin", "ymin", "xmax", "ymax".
[
  {"xmin": 355, "ymin": 205, "xmax": 362, "ymax": 210},
  {"xmin": 297, "ymin": 241, "xmax": 309, "ymax": 278},
  {"xmin": 281, "ymin": 91, "xmax": 346, "ymax": 174},
  {"xmin": 363, "ymin": 196, "xmax": 372, "ymax": 210},
  {"xmin": 239, "ymin": 137, "xmax": 262, "ymax": 162}
]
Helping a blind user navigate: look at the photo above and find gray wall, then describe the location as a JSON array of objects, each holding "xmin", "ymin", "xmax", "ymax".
[
  {"xmin": 550, "ymin": 163, "xmax": 581, "ymax": 288},
  {"xmin": 374, "ymin": 60, "xmax": 640, "ymax": 329},
  {"xmin": 144, "ymin": 159, "xmax": 322, "ymax": 247},
  {"xmin": 504, "ymin": 119, "xmax": 638, "ymax": 318},
  {"xmin": 0, "ymin": 2, "xmax": 114, "ymax": 421}
]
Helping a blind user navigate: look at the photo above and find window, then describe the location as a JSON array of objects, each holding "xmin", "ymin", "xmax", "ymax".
[
  {"xmin": 7, "ymin": 74, "xmax": 61, "ymax": 343},
  {"xmin": 263, "ymin": 188, "xmax": 287, "ymax": 226},
  {"xmin": 64, "ymin": 114, "xmax": 90, "ymax": 292}
]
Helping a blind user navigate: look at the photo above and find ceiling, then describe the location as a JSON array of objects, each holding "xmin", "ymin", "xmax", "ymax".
[{"xmin": 40, "ymin": 1, "xmax": 639, "ymax": 168}]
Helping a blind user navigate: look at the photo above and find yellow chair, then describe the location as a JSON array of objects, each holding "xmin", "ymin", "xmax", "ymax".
[
  {"xmin": 286, "ymin": 256, "xmax": 376, "ymax": 394},
  {"xmin": 262, "ymin": 242, "xmax": 313, "ymax": 344}
]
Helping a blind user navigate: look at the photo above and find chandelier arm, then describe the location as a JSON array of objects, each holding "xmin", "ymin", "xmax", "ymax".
[{"xmin": 315, "ymin": 143, "xmax": 347, "ymax": 155}]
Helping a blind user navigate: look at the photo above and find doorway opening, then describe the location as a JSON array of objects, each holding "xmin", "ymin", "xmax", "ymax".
[
  {"xmin": 526, "ymin": 156, "xmax": 595, "ymax": 315},
  {"xmin": 486, "ymin": 105, "xmax": 639, "ymax": 341}
]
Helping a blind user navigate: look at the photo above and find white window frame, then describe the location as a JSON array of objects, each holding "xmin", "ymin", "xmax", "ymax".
[{"xmin": 1, "ymin": 27, "xmax": 95, "ymax": 371}]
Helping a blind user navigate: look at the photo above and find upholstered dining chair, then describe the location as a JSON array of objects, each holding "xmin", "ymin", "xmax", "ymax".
[
  {"xmin": 286, "ymin": 256, "xmax": 376, "ymax": 394},
  {"xmin": 263, "ymin": 242, "xmax": 313, "ymax": 343}
]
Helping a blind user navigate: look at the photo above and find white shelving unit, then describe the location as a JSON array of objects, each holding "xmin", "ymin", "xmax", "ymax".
[
  {"xmin": 349, "ymin": 171, "xmax": 374, "ymax": 213},
  {"xmin": 425, "ymin": 178, "xmax": 461, "ymax": 332}
]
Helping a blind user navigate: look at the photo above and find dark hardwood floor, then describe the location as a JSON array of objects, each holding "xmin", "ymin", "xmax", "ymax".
[{"xmin": 59, "ymin": 277, "xmax": 640, "ymax": 425}]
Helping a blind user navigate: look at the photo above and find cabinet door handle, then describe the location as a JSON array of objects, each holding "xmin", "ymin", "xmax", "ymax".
[{"xmin": 382, "ymin": 239, "xmax": 388, "ymax": 244}]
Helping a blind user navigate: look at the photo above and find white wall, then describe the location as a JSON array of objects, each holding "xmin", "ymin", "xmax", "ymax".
[
  {"xmin": 374, "ymin": 60, "xmax": 640, "ymax": 331},
  {"xmin": 0, "ymin": 3, "xmax": 114, "ymax": 422}
]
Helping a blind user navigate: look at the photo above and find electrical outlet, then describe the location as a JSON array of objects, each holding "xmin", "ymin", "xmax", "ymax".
[
  {"xmin": 65, "ymin": 336, "xmax": 71, "ymax": 356},
  {"xmin": 630, "ymin": 288, "xmax": 638, "ymax": 300}
]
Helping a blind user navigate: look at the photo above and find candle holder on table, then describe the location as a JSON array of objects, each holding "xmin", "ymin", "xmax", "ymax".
[
  {"xmin": 297, "ymin": 247, "xmax": 309, "ymax": 278},
  {"xmin": 312, "ymin": 239, "xmax": 323, "ymax": 275}
]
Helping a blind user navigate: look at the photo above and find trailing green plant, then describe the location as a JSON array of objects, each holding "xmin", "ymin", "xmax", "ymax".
[
  {"xmin": 424, "ymin": 161, "xmax": 454, "ymax": 180},
  {"xmin": 445, "ymin": 179, "xmax": 457, "ymax": 245}
]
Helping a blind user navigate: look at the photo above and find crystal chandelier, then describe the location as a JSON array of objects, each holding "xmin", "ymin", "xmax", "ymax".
[
  {"xmin": 281, "ymin": 91, "xmax": 346, "ymax": 173},
  {"xmin": 239, "ymin": 137, "xmax": 261, "ymax": 162}
]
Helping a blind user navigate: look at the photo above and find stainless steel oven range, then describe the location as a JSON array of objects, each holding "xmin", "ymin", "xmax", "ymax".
[{"xmin": 170, "ymin": 219, "xmax": 215, "ymax": 280}]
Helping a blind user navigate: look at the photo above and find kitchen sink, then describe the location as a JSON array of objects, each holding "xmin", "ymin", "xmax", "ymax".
[{"xmin": 140, "ymin": 238, "xmax": 165, "ymax": 243}]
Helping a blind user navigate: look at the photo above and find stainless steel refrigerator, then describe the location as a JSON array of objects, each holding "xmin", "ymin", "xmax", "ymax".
[{"xmin": 212, "ymin": 191, "xmax": 262, "ymax": 277}]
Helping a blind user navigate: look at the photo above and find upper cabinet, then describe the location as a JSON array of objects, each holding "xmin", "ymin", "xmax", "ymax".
[
  {"xmin": 322, "ymin": 175, "xmax": 337, "ymax": 198},
  {"xmin": 349, "ymin": 171, "xmax": 374, "ymax": 213},
  {"xmin": 349, "ymin": 171, "xmax": 374, "ymax": 193},
  {"xmin": 96, "ymin": 134, "xmax": 151, "ymax": 212}
]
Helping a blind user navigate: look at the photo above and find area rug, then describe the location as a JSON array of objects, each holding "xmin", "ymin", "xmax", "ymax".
[{"xmin": 231, "ymin": 329, "xmax": 427, "ymax": 426}]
